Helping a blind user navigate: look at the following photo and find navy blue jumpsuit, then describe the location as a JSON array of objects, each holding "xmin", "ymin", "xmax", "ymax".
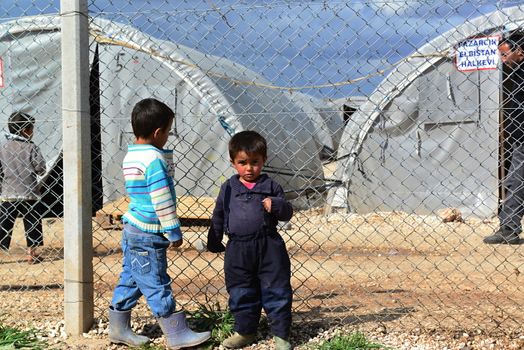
[{"xmin": 207, "ymin": 174, "xmax": 293, "ymax": 339}]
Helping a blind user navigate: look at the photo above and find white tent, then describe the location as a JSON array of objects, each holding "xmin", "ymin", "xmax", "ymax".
[
  {"xmin": 0, "ymin": 15, "xmax": 327, "ymax": 210},
  {"xmin": 285, "ymin": 92, "xmax": 335, "ymax": 160},
  {"xmin": 329, "ymin": 5, "xmax": 524, "ymax": 218}
]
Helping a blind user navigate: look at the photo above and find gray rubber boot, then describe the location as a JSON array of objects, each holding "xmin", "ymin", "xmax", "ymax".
[
  {"xmin": 108, "ymin": 308, "xmax": 150, "ymax": 347},
  {"xmin": 158, "ymin": 311, "xmax": 211, "ymax": 349},
  {"xmin": 274, "ymin": 336, "xmax": 292, "ymax": 350},
  {"xmin": 222, "ymin": 332, "xmax": 257, "ymax": 348}
]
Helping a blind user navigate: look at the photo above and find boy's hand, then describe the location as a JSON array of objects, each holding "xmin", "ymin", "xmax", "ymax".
[
  {"xmin": 169, "ymin": 239, "xmax": 183, "ymax": 250},
  {"xmin": 262, "ymin": 198, "xmax": 272, "ymax": 212},
  {"xmin": 207, "ymin": 241, "xmax": 225, "ymax": 253},
  {"xmin": 166, "ymin": 227, "xmax": 183, "ymax": 250},
  {"xmin": 207, "ymin": 228, "xmax": 225, "ymax": 253},
  {"xmin": 166, "ymin": 227, "xmax": 182, "ymax": 241}
]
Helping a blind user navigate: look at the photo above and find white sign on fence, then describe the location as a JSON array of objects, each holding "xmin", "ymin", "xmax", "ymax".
[{"xmin": 455, "ymin": 36, "xmax": 499, "ymax": 72}]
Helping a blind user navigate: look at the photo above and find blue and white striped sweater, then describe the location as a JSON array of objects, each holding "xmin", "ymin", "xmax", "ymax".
[{"xmin": 121, "ymin": 144, "xmax": 181, "ymax": 241}]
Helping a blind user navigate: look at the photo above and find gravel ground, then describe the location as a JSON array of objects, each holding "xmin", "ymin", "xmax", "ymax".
[
  {"xmin": 3, "ymin": 210, "xmax": 524, "ymax": 349},
  {"xmin": 13, "ymin": 316, "xmax": 524, "ymax": 350},
  {"xmin": 3, "ymin": 294, "xmax": 522, "ymax": 350}
]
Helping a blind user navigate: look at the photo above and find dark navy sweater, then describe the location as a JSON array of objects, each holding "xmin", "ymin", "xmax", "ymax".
[{"xmin": 207, "ymin": 174, "xmax": 293, "ymax": 252}]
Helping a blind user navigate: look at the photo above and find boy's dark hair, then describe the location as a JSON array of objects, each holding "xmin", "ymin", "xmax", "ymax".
[
  {"xmin": 229, "ymin": 130, "xmax": 267, "ymax": 160},
  {"xmin": 8, "ymin": 111, "xmax": 35, "ymax": 135},
  {"xmin": 131, "ymin": 98, "xmax": 174, "ymax": 139},
  {"xmin": 501, "ymin": 32, "xmax": 524, "ymax": 51}
]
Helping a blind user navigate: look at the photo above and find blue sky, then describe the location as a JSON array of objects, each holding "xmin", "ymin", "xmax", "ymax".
[{"xmin": 0, "ymin": 0, "xmax": 519, "ymax": 98}]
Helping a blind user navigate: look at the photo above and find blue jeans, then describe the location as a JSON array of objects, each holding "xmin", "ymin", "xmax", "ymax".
[{"xmin": 111, "ymin": 224, "xmax": 176, "ymax": 318}]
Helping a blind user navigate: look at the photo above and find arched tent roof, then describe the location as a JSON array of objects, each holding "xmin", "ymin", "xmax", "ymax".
[
  {"xmin": 332, "ymin": 5, "xmax": 524, "ymax": 215},
  {"xmin": 0, "ymin": 15, "xmax": 326, "ymax": 206}
]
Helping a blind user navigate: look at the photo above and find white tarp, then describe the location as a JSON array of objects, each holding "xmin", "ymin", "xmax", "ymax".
[
  {"xmin": 328, "ymin": 5, "xmax": 524, "ymax": 218},
  {"xmin": 0, "ymin": 15, "xmax": 328, "ymax": 207}
]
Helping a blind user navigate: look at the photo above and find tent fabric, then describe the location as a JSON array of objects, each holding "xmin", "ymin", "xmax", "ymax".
[
  {"xmin": 0, "ymin": 15, "xmax": 327, "ymax": 207},
  {"xmin": 314, "ymin": 96, "xmax": 367, "ymax": 153},
  {"xmin": 330, "ymin": 5, "xmax": 524, "ymax": 218}
]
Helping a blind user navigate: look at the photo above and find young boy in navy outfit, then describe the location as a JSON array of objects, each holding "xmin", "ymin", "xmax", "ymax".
[
  {"xmin": 207, "ymin": 130, "xmax": 294, "ymax": 350},
  {"xmin": 109, "ymin": 98, "xmax": 210, "ymax": 349}
]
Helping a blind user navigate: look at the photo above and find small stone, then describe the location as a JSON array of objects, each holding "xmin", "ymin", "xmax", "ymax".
[
  {"xmin": 278, "ymin": 221, "xmax": 292, "ymax": 230},
  {"xmin": 194, "ymin": 239, "xmax": 206, "ymax": 252},
  {"xmin": 437, "ymin": 208, "xmax": 463, "ymax": 223}
]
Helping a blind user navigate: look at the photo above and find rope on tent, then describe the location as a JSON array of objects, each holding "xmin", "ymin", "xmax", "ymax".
[
  {"xmin": 89, "ymin": 29, "xmax": 449, "ymax": 91},
  {"xmin": 322, "ymin": 152, "xmax": 371, "ymax": 182},
  {"xmin": 263, "ymin": 168, "xmax": 325, "ymax": 183},
  {"xmin": 283, "ymin": 181, "xmax": 343, "ymax": 199},
  {"xmin": 263, "ymin": 166, "xmax": 342, "ymax": 186}
]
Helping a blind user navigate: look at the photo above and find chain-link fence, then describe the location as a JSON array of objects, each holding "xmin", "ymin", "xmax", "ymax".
[{"xmin": 1, "ymin": 0, "xmax": 524, "ymax": 343}]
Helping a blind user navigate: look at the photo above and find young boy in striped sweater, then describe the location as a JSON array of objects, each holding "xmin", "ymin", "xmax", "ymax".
[{"xmin": 108, "ymin": 98, "xmax": 210, "ymax": 349}]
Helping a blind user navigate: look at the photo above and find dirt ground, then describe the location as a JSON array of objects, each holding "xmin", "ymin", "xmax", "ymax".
[{"xmin": 1, "ymin": 209, "xmax": 524, "ymax": 349}]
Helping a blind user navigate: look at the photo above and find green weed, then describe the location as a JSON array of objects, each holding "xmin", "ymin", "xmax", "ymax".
[
  {"xmin": 187, "ymin": 302, "xmax": 234, "ymax": 347},
  {"xmin": 315, "ymin": 332, "xmax": 388, "ymax": 350},
  {"xmin": 137, "ymin": 343, "xmax": 165, "ymax": 350},
  {"xmin": 0, "ymin": 322, "xmax": 47, "ymax": 350}
]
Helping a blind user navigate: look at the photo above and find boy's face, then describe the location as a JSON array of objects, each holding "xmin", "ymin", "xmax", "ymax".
[
  {"xmin": 499, "ymin": 42, "xmax": 524, "ymax": 67},
  {"xmin": 23, "ymin": 126, "xmax": 34, "ymax": 140},
  {"xmin": 231, "ymin": 151, "xmax": 265, "ymax": 183},
  {"xmin": 151, "ymin": 118, "xmax": 173, "ymax": 149}
]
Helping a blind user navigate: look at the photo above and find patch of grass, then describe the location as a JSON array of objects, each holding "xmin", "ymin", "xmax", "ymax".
[
  {"xmin": 315, "ymin": 332, "xmax": 388, "ymax": 350},
  {"xmin": 138, "ymin": 343, "xmax": 165, "ymax": 350},
  {"xmin": 187, "ymin": 302, "xmax": 234, "ymax": 347},
  {"xmin": 0, "ymin": 322, "xmax": 47, "ymax": 350}
]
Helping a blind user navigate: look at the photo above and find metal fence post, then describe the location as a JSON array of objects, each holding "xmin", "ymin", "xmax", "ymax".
[{"xmin": 60, "ymin": 0, "xmax": 93, "ymax": 335}]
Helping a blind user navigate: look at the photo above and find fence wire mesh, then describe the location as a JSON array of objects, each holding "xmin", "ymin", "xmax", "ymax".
[{"xmin": 1, "ymin": 0, "xmax": 524, "ymax": 344}]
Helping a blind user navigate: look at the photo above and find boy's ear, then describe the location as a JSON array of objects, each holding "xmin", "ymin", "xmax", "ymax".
[
  {"xmin": 152, "ymin": 127, "xmax": 162, "ymax": 139},
  {"xmin": 517, "ymin": 47, "xmax": 524, "ymax": 60}
]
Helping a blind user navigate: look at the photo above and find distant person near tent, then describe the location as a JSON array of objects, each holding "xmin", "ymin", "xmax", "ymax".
[
  {"xmin": 484, "ymin": 34, "xmax": 524, "ymax": 245},
  {"xmin": 0, "ymin": 111, "xmax": 46, "ymax": 264}
]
